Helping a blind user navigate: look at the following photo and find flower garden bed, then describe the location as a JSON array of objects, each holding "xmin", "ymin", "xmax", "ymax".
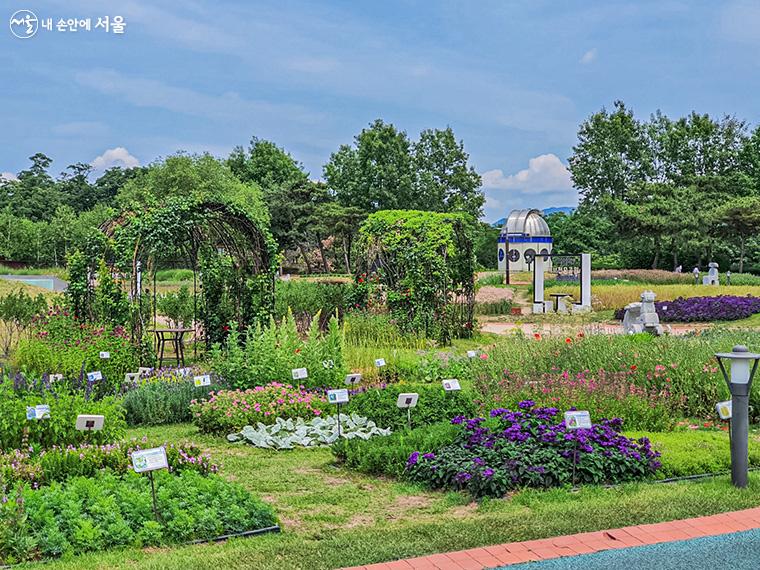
[{"xmin": 613, "ymin": 295, "xmax": 760, "ymax": 322}]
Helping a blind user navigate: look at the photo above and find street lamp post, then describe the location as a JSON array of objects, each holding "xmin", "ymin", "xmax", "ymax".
[{"xmin": 715, "ymin": 345, "xmax": 760, "ymax": 488}]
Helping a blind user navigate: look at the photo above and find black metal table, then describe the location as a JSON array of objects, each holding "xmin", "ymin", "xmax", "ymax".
[
  {"xmin": 549, "ymin": 293, "xmax": 571, "ymax": 312},
  {"xmin": 149, "ymin": 328, "xmax": 193, "ymax": 367}
]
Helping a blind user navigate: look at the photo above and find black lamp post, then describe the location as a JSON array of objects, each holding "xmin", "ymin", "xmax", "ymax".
[{"xmin": 715, "ymin": 345, "xmax": 760, "ymax": 488}]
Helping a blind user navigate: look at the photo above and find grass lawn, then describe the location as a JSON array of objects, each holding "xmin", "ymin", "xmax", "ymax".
[{"xmin": 31, "ymin": 423, "xmax": 760, "ymax": 570}]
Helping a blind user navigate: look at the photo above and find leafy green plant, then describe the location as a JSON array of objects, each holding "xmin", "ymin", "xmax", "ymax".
[
  {"xmin": 122, "ymin": 378, "xmax": 217, "ymax": 426},
  {"xmin": 0, "ymin": 470, "xmax": 277, "ymax": 563},
  {"xmin": 228, "ymin": 414, "xmax": 390, "ymax": 449},
  {"xmin": 0, "ymin": 289, "xmax": 47, "ymax": 357},
  {"xmin": 345, "ymin": 382, "xmax": 478, "ymax": 431},
  {"xmin": 92, "ymin": 259, "xmax": 130, "ymax": 326},
  {"xmin": 156, "ymin": 285, "xmax": 195, "ymax": 329}
]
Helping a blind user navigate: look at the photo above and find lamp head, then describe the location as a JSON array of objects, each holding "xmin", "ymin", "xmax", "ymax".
[{"xmin": 715, "ymin": 345, "xmax": 760, "ymax": 387}]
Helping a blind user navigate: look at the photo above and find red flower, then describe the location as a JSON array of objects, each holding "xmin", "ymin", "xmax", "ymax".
[
  {"xmin": 565, "ymin": 337, "xmax": 572, "ymax": 344},
  {"xmin": 630, "ymin": 365, "xmax": 637, "ymax": 371},
  {"xmin": 295, "ymin": 348, "xmax": 301, "ymax": 354},
  {"xmin": 534, "ymin": 333, "xmax": 541, "ymax": 340},
  {"xmin": 577, "ymin": 331, "xmax": 585, "ymax": 338},
  {"xmin": 222, "ymin": 325, "xmax": 230, "ymax": 332}
]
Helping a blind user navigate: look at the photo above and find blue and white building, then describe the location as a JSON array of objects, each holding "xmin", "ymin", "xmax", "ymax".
[{"xmin": 497, "ymin": 209, "xmax": 552, "ymax": 273}]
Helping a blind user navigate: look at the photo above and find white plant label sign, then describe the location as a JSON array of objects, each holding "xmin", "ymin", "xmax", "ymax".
[
  {"xmin": 466, "ymin": 350, "xmax": 478, "ymax": 359},
  {"xmin": 345, "ymin": 373, "xmax": 362, "ymax": 385},
  {"xmin": 132, "ymin": 447, "xmax": 169, "ymax": 474},
  {"xmin": 564, "ymin": 410, "xmax": 592, "ymax": 429},
  {"xmin": 87, "ymin": 371, "xmax": 103, "ymax": 382},
  {"xmin": 442, "ymin": 379, "xmax": 461, "ymax": 391},
  {"xmin": 138, "ymin": 367, "xmax": 152, "ymax": 377},
  {"xmin": 291, "ymin": 368, "xmax": 308, "ymax": 380},
  {"xmin": 397, "ymin": 393, "xmax": 419, "ymax": 409},
  {"xmin": 177, "ymin": 367, "xmax": 192, "ymax": 376},
  {"xmin": 124, "ymin": 372, "xmax": 140, "ymax": 384},
  {"xmin": 327, "ymin": 389, "xmax": 349, "ymax": 404},
  {"xmin": 76, "ymin": 414, "xmax": 104, "ymax": 431},
  {"xmin": 716, "ymin": 400, "xmax": 732, "ymax": 420},
  {"xmin": 26, "ymin": 405, "xmax": 50, "ymax": 420},
  {"xmin": 322, "ymin": 360, "xmax": 335, "ymax": 369},
  {"xmin": 374, "ymin": 358, "xmax": 386, "ymax": 367},
  {"xmin": 194, "ymin": 374, "xmax": 212, "ymax": 387},
  {"xmin": 99, "ymin": 351, "xmax": 110, "ymax": 359},
  {"xmin": 49, "ymin": 373, "xmax": 64, "ymax": 382}
]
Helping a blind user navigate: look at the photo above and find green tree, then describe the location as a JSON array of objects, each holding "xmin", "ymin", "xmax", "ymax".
[
  {"xmin": 715, "ymin": 196, "xmax": 760, "ymax": 273},
  {"xmin": 413, "ymin": 127, "xmax": 484, "ymax": 218},
  {"xmin": 58, "ymin": 162, "xmax": 94, "ymax": 212},
  {"xmin": 227, "ymin": 137, "xmax": 307, "ymax": 191},
  {"xmin": 1, "ymin": 153, "xmax": 61, "ymax": 221},
  {"xmin": 324, "ymin": 119, "xmax": 415, "ymax": 212}
]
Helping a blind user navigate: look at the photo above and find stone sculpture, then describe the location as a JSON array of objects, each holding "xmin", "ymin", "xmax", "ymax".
[{"xmin": 623, "ymin": 290, "xmax": 663, "ymax": 336}]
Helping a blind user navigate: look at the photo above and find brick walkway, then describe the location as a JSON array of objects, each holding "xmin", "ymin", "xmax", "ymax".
[{"xmin": 341, "ymin": 506, "xmax": 760, "ymax": 570}]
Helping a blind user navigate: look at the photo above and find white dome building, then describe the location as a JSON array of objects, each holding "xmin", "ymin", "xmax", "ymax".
[{"xmin": 497, "ymin": 209, "xmax": 553, "ymax": 272}]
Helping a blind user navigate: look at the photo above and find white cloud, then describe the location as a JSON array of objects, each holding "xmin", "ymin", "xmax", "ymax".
[
  {"xmin": 1, "ymin": 172, "xmax": 18, "ymax": 182},
  {"xmin": 579, "ymin": 48, "xmax": 597, "ymax": 64},
  {"xmin": 91, "ymin": 147, "xmax": 140, "ymax": 171},
  {"xmin": 481, "ymin": 154, "xmax": 573, "ymax": 194}
]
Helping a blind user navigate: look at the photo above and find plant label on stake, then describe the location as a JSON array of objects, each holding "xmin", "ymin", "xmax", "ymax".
[
  {"xmin": 99, "ymin": 351, "xmax": 110, "ymax": 359},
  {"xmin": 442, "ymin": 379, "xmax": 461, "ymax": 391},
  {"xmin": 374, "ymin": 358, "xmax": 386, "ymax": 368},
  {"xmin": 124, "ymin": 372, "xmax": 140, "ymax": 384},
  {"xmin": 194, "ymin": 374, "xmax": 211, "ymax": 387},
  {"xmin": 177, "ymin": 367, "xmax": 192, "ymax": 377},
  {"xmin": 716, "ymin": 400, "xmax": 732, "ymax": 420},
  {"xmin": 26, "ymin": 405, "xmax": 50, "ymax": 420},
  {"xmin": 327, "ymin": 389, "xmax": 350, "ymax": 438},
  {"xmin": 396, "ymin": 393, "xmax": 419, "ymax": 430},
  {"xmin": 138, "ymin": 367, "xmax": 152, "ymax": 377},
  {"xmin": 322, "ymin": 360, "xmax": 335, "ymax": 369},
  {"xmin": 344, "ymin": 373, "xmax": 362, "ymax": 386},
  {"xmin": 75, "ymin": 414, "xmax": 104, "ymax": 431},
  {"xmin": 564, "ymin": 411, "xmax": 592, "ymax": 429},
  {"xmin": 291, "ymin": 368, "xmax": 308, "ymax": 381},
  {"xmin": 564, "ymin": 410, "xmax": 591, "ymax": 489},
  {"xmin": 466, "ymin": 350, "xmax": 478, "ymax": 359},
  {"xmin": 132, "ymin": 447, "xmax": 168, "ymax": 523},
  {"xmin": 87, "ymin": 371, "xmax": 103, "ymax": 382},
  {"xmin": 49, "ymin": 373, "xmax": 63, "ymax": 382}
]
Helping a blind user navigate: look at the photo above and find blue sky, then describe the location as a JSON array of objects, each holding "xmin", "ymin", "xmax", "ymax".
[{"xmin": 3, "ymin": 1, "xmax": 760, "ymax": 222}]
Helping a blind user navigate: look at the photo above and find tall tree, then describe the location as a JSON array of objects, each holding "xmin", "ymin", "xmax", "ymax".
[
  {"xmin": 58, "ymin": 162, "xmax": 94, "ymax": 212},
  {"xmin": 715, "ymin": 196, "xmax": 760, "ymax": 273},
  {"xmin": 413, "ymin": 127, "xmax": 484, "ymax": 218},
  {"xmin": 324, "ymin": 119, "xmax": 415, "ymax": 212},
  {"xmin": 1, "ymin": 153, "xmax": 61, "ymax": 221},
  {"xmin": 569, "ymin": 101, "xmax": 652, "ymax": 205},
  {"xmin": 227, "ymin": 137, "xmax": 307, "ymax": 191}
]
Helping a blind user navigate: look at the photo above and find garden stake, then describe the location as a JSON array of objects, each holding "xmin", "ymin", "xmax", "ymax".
[
  {"xmin": 336, "ymin": 403, "xmax": 342, "ymax": 439},
  {"xmin": 407, "ymin": 407, "xmax": 412, "ymax": 430},
  {"xmin": 571, "ymin": 439, "xmax": 578, "ymax": 489},
  {"xmin": 148, "ymin": 471, "xmax": 160, "ymax": 522}
]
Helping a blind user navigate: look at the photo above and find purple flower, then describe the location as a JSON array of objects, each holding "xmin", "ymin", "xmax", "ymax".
[
  {"xmin": 518, "ymin": 400, "xmax": 535, "ymax": 409},
  {"xmin": 406, "ymin": 451, "xmax": 420, "ymax": 467},
  {"xmin": 482, "ymin": 468, "xmax": 495, "ymax": 478},
  {"xmin": 422, "ymin": 452, "xmax": 435, "ymax": 460}
]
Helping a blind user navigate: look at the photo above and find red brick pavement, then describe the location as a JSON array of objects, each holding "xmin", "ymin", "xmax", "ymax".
[{"xmin": 340, "ymin": 506, "xmax": 760, "ymax": 570}]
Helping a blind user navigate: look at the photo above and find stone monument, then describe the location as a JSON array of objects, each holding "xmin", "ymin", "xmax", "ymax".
[
  {"xmin": 702, "ymin": 262, "xmax": 719, "ymax": 286},
  {"xmin": 623, "ymin": 290, "xmax": 663, "ymax": 336}
]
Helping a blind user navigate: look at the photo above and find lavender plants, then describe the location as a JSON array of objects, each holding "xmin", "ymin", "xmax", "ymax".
[
  {"xmin": 406, "ymin": 402, "xmax": 661, "ymax": 498},
  {"xmin": 614, "ymin": 295, "xmax": 760, "ymax": 322}
]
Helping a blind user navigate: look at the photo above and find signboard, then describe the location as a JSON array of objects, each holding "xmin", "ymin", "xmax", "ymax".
[
  {"xmin": 87, "ymin": 371, "xmax": 103, "ymax": 382},
  {"xmin": 716, "ymin": 400, "xmax": 732, "ymax": 420},
  {"xmin": 374, "ymin": 358, "xmax": 386, "ymax": 367},
  {"xmin": 397, "ymin": 393, "xmax": 419, "ymax": 409},
  {"xmin": 75, "ymin": 414, "xmax": 104, "ymax": 431},
  {"xmin": 26, "ymin": 405, "xmax": 50, "ymax": 420},
  {"xmin": 291, "ymin": 368, "xmax": 308, "ymax": 380},
  {"xmin": 138, "ymin": 367, "xmax": 152, "ymax": 377},
  {"xmin": 508, "ymin": 249, "xmax": 520, "ymax": 263},
  {"xmin": 132, "ymin": 446, "xmax": 169, "ymax": 473},
  {"xmin": 327, "ymin": 389, "xmax": 349, "ymax": 404},
  {"xmin": 194, "ymin": 374, "xmax": 212, "ymax": 387},
  {"xmin": 466, "ymin": 350, "xmax": 478, "ymax": 359},
  {"xmin": 322, "ymin": 359, "xmax": 335, "ymax": 369},
  {"xmin": 99, "ymin": 351, "xmax": 110, "ymax": 359},
  {"xmin": 564, "ymin": 410, "xmax": 592, "ymax": 429},
  {"xmin": 442, "ymin": 379, "xmax": 461, "ymax": 391},
  {"xmin": 49, "ymin": 373, "xmax": 64, "ymax": 382},
  {"xmin": 124, "ymin": 372, "xmax": 140, "ymax": 384},
  {"xmin": 344, "ymin": 373, "xmax": 362, "ymax": 385}
]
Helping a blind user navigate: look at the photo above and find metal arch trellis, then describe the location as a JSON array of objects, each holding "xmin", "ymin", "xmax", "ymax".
[{"xmin": 99, "ymin": 200, "xmax": 277, "ymax": 357}]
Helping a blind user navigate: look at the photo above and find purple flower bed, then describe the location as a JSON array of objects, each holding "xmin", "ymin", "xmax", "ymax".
[
  {"xmin": 405, "ymin": 401, "xmax": 660, "ymax": 498},
  {"xmin": 614, "ymin": 295, "xmax": 760, "ymax": 322}
]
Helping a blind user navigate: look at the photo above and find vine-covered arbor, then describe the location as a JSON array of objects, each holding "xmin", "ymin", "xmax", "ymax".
[
  {"xmin": 100, "ymin": 198, "xmax": 279, "ymax": 349},
  {"xmin": 357, "ymin": 210, "xmax": 476, "ymax": 344}
]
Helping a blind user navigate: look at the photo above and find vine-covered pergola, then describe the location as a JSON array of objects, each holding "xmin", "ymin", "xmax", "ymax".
[
  {"xmin": 100, "ymin": 198, "xmax": 279, "ymax": 350},
  {"xmin": 357, "ymin": 210, "xmax": 476, "ymax": 344}
]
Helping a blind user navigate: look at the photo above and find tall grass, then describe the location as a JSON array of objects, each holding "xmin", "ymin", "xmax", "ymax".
[{"xmin": 343, "ymin": 313, "xmax": 428, "ymax": 349}]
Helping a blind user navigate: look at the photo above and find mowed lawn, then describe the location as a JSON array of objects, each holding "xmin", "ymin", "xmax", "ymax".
[{"xmin": 31, "ymin": 423, "xmax": 760, "ymax": 570}]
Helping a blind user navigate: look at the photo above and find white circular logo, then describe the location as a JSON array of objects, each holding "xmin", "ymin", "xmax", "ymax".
[{"xmin": 9, "ymin": 9, "xmax": 38, "ymax": 39}]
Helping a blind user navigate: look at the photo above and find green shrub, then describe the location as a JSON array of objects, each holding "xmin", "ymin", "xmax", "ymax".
[
  {"xmin": 332, "ymin": 421, "xmax": 458, "ymax": 477},
  {"xmin": 0, "ymin": 470, "xmax": 277, "ymax": 563},
  {"xmin": 191, "ymin": 384, "xmax": 330, "ymax": 434},
  {"xmin": 275, "ymin": 279, "xmax": 351, "ymax": 328},
  {"xmin": 0, "ymin": 382, "xmax": 125, "ymax": 451},
  {"xmin": 474, "ymin": 300, "xmax": 513, "ymax": 315},
  {"xmin": 210, "ymin": 311, "xmax": 345, "ymax": 389},
  {"xmin": 343, "ymin": 312, "xmax": 428, "ymax": 350},
  {"xmin": 14, "ymin": 309, "xmax": 140, "ymax": 398},
  {"xmin": 0, "ymin": 289, "xmax": 47, "ymax": 357},
  {"xmin": 345, "ymin": 382, "xmax": 478, "ymax": 431},
  {"xmin": 156, "ymin": 285, "xmax": 195, "ymax": 328},
  {"xmin": 122, "ymin": 379, "xmax": 216, "ymax": 427},
  {"xmin": 0, "ymin": 440, "xmax": 217, "ymax": 487}
]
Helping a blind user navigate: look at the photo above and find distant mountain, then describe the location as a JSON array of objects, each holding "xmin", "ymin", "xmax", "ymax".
[{"xmin": 491, "ymin": 207, "xmax": 575, "ymax": 228}]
